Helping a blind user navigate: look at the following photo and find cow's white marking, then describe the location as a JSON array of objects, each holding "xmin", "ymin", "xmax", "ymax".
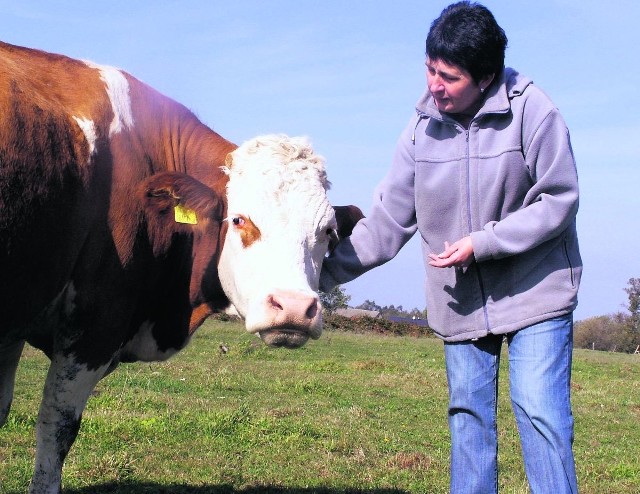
[
  {"xmin": 218, "ymin": 134, "xmax": 335, "ymax": 340},
  {"xmin": 83, "ymin": 61, "xmax": 134, "ymax": 136},
  {"xmin": 72, "ymin": 116, "xmax": 97, "ymax": 157},
  {"xmin": 32, "ymin": 355, "xmax": 110, "ymax": 493},
  {"xmin": 223, "ymin": 304, "xmax": 240, "ymax": 317},
  {"xmin": 121, "ymin": 320, "xmax": 181, "ymax": 362}
]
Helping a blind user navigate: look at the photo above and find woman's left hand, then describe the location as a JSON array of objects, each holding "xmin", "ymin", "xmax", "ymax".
[{"xmin": 428, "ymin": 236, "xmax": 475, "ymax": 269}]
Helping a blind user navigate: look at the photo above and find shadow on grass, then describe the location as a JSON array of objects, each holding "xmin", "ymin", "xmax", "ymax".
[{"xmin": 7, "ymin": 483, "xmax": 412, "ymax": 494}]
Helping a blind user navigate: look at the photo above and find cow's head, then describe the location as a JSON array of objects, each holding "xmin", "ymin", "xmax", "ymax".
[
  {"xmin": 139, "ymin": 135, "xmax": 348, "ymax": 349},
  {"xmin": 217, "ymin": 135, "xmax": 337, "ymax": 348}
]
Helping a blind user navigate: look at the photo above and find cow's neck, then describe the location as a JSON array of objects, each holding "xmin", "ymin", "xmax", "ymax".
[{"xmin": 163, "ymin": 113, "xmax": 235, "ymax": 194}]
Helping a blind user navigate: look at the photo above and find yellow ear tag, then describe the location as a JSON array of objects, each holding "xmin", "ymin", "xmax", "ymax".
[{"xmin": 174, "ymin": 204, "xmax": 198, "ymax": 225}]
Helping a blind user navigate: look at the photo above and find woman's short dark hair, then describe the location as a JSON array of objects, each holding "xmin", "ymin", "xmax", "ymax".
[{"xmin": 426, "ymin": 1, "xmax": 507, "ymax": 84}]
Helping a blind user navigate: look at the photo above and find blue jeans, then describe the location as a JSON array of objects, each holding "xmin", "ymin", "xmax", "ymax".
[{"xmin": 444, "ymin": 315, "xmax": 578, "ymax": 494}]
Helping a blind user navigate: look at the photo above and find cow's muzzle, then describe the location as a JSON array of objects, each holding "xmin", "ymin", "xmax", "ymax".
[
  {"xmin": 258, "ymin": 329, "xmax": 315, "ymax": 348},
  {"xmin": 248, "ymin": 290, "xmax": 323, "ymax": 348}
]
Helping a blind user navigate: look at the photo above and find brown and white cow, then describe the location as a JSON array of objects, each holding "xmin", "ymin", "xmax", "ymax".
[{"xmin": 0, "ymin": 41, "xmax": 359, "ymax": 494}]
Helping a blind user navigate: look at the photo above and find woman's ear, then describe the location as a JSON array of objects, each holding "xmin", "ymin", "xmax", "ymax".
[{"xmin": 479, "ymin": 73, "xmax": 495, "ymax": 92}]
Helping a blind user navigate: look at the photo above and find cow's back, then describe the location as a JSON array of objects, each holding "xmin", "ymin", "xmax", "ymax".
[{"xmin": 0, "ymin": 42, "xmax": 114, "ymax": 332}]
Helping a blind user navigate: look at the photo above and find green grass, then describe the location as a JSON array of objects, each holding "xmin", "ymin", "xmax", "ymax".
[{"xmin": 1, "ymin": 319, "xmax": 638, "ymax": 493}]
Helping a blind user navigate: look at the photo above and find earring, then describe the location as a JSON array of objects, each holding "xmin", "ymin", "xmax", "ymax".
[{"xmin": 480, "ymin": 87, "xmax": 485, "ymax": 93}]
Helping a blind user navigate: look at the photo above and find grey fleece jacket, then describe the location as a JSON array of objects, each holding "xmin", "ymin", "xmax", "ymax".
[{"xmin": 321, "ymin": 68, "xmax": 582, "ymax": 342}]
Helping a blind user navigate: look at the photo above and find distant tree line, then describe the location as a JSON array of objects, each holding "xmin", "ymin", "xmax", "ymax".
[
  {"xmin": 319, "ymin": 287, "xmax": 427, "ymax": 319},
  {"xmin": 574, "ymin": 277, "xmax": 640, "ymax": 354},
  {"xmin": 321, "ymin": 278, "xmax": 640, "ymax": 354},
  {"xmin": 354, "ymin": 299, "xmax": 428, "ymax": 320}
]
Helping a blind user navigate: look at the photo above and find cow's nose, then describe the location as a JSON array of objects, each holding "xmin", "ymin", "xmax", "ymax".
[{"xmin": 266, "ymin": 289, "xmax": 320, "ymax": 327}]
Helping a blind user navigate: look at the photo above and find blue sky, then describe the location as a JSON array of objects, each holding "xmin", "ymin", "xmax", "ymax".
[{"xmin": 2, "ymin": 1, "xmax": 638, "ymax": 321}]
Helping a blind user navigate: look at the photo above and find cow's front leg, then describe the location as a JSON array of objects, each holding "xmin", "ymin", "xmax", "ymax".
[
  {"xmin": 29, "ymin": 353, "xmax": 110, "ymax": 494},
  {"xmin": 0, "ymin": 340, "xmax": 25, "ymax": 426}
]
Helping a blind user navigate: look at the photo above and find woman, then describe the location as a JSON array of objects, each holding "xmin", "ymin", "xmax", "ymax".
[{"xmin": 320, "ymin": 2, "xmax": 581, "ymax": 493}]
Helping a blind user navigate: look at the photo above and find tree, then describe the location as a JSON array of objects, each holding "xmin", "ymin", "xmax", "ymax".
[
  {"xmin": 408, "ymin": 307, "xmax": 428, "ymax": 320},
  {"xmin": 624, "ymin": 277, "xmax": 640, "ymax": 333},
  {"xmin": 356, "ymin": 300, "xmax": 427, "ymax": 319},
  {"xmin": 574, "ymin": 314, "xmax": 630, "ymax": 352},
  {"xmin": 573, "ymin": 278, "xmax": 640, "ymax": 353},
  {"xmin": 319, "ymin": 285, "xmax": 351, "ymax": 314},
  {"xmin": 357, "ymin": 299, "xmax": 382, "ymax": 312},
  {"xmin": 380, "ymin": 304, "xmax": 404, "ymax": 317}
]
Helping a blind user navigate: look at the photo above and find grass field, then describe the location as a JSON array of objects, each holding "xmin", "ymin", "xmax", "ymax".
[{"xmin": 1, "ymin": 318, "xmax": 638, "ymax": 493}]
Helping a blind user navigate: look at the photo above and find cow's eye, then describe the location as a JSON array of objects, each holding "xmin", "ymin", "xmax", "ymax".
[{"xmin": 229, "ymin": 215, "xmax": 261, "ymax": 247}]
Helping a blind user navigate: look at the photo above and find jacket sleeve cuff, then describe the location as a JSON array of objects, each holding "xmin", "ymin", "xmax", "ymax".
[{"xmin": 470, "ymin": 230, "xmax": 493, "ymax": 262}]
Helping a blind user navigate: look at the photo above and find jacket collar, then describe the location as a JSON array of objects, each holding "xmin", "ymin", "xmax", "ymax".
[{"xmin": 416, "ymin": 67, "xmax": 533, "ymax": 122}]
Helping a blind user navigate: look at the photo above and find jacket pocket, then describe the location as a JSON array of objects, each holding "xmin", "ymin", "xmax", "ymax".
[{"xmin": 562, "ymin": 238, "xmax": 575, "ymax": 288}]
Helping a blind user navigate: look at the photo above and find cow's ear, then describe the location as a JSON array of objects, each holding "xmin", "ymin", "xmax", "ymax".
[
  {"xmin": 333, "ymin": 205, "xmax": 364, "ymax": 239},
  {"xmin": 139, "ymin": 172, "xmax": 223, "ymax": 255}
]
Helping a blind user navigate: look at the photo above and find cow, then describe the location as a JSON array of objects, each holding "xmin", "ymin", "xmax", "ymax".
[{"xmin": 0, "ymin": 41, "xmax": 360, "ymax": 494}]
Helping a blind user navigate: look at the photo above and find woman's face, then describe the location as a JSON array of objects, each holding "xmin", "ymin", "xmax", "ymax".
[{"xmin": 426, "ymin": 58, "xmax": 490, "ymax": 116}]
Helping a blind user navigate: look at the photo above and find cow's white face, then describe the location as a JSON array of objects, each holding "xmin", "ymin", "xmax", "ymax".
[{"xmin": 217, "ymin": 135, "xmax": 337, "ymax": 348}]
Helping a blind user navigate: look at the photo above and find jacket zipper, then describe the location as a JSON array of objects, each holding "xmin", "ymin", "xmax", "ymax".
[
  {"xmin": 412, "ymin": 113, "xmax": 426, "ymax": 144},
  {"xmin": 417, "ymin": 112, "xmax": 492, "ymax": 332},
  {"xmin": 464, "ymin": 126, "xmax": 490, "ymax": 332}
]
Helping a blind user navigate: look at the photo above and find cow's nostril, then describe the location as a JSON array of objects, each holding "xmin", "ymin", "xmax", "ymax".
[
  {"xmin": 268, "ymin": 295, "xmax": 284, "ymax": 311},
  {"xmin": 305, "ymin": 300, "xmax": 319, "ymax": 319}
]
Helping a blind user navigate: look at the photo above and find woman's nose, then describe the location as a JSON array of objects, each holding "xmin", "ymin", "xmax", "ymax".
[{"xmin": 429, "ymin": 76, "xmax": 443, "ymax": 93}]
